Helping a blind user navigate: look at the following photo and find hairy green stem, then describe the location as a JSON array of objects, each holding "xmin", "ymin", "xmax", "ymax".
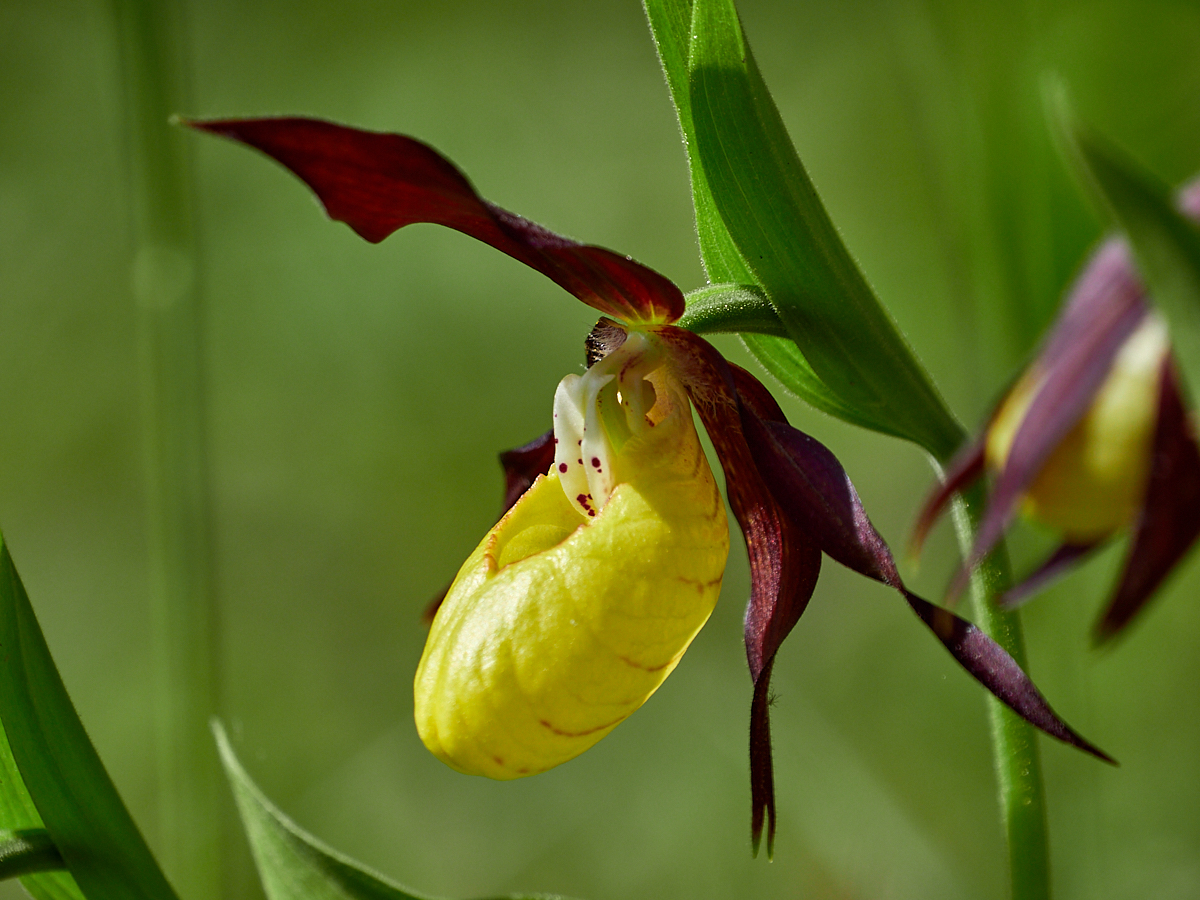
[
  {"xmin": 679, "ymin": 284, "xmax": 789, "ymax": 337},
  {"xmin": 110, "ymin": 0, "xmax": 221, "ymax": 894}
]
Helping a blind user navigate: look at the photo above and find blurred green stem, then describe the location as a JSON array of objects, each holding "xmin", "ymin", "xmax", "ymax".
[
  {"xmin": 110, "ymin": 0, "xmax": 221, "ymax": 895},
  {"xmin": 0, "ymin": 829, "xmax": 64, "ymax": 880},
  {"xmin": 949, "ymin": 480, "xmax": 1050, "ymax": 900}
]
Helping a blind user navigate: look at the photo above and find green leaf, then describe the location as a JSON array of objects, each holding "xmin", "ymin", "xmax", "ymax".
[
  {"xmin": 740, "ymin": 333, "xmax": 905, "ymax": 434},
  {"xmin": 215, "ymin": 722, "xmax": 577, "ymax": 900},
  {"xmin": 0, "ymin": 532, "xmax": 179, "ymax": 900},
  {"xmin": 644, "ymin": 0, "xmax": 884, "ymax": 435},
  {"xmin": 683, "ymin": 0, "xmax": 964, "ymax": 458},
  {"xmin": 1052, "ymin": 94, "xmax": 1200, "ymax": 394}
]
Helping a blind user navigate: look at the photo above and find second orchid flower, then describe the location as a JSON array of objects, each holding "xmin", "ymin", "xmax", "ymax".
[{"xmin": 916, "ymin": 181, "xmax": 1200, "ymax": 643}]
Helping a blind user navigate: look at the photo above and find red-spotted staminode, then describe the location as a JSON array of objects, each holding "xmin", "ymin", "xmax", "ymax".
[
  {"xmin": 915, "ymin": 181, "xmax": 1200, "ymax": 642},
  {"xmin": 191, "ymin": 117, "xmax": 1111, "ymax": 856}
]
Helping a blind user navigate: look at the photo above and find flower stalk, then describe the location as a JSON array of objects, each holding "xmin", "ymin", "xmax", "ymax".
[{"xmin": 951, "ymin": 486, "xmax": 1050, "ymax": 900}]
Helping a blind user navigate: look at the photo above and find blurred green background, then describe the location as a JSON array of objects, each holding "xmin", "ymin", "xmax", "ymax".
[{"xmin": 3, "ymin": 0, "xmax": 1200, "ymax": 898}]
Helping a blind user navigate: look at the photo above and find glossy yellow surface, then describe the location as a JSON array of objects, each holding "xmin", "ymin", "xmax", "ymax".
[
  {"xmin": 986, "ymin": 314, "xmax": 1168, "ymax": 541},
  {"xmin": 414, "ymin": 353, "xmax": 729, "ymax": 779}
]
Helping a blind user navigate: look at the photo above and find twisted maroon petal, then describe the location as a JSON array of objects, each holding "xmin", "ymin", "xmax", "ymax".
[
  {"xmin": 189, "ymin": 117, "xmax": 684, "ymax": 325},
  {"xmin": 657, "ymin": 326, "xmax": 1114, "ymax": 851},
  {"xmin": 655, "ymin": 326, "xmax": 820, "ymax": 858},
  {"xmin": 902, "ymin": 592, "xmax": 1114, "ymax": 763},
  {"xmin": 1097, "ymin": 360, "xmax": 1200, "ymax": 642}
]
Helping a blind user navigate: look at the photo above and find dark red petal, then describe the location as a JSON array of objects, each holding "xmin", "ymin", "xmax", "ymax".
[
  {"xmin": 420, "ymin": 584, "xmax": 450, "ymax": 628},
  {"xmin": 655, "ymin": 326, "xmax": 820, "ymax": 856},
  {"xmin": 730, "ymin": 372, "xmax": 1114, "ymax": 763},
  {"xmin": 909, "ymin": 437, "xmax": 986, "ymax": 558},
  {"xmin": 1097, "ymin": 360, "xmax": 1200, "ymax": 642},
  {"xmin": 999, "ymin": 541, "xmax": 1103, "ymax": 609},
  {"xmin": 423, "ymin": 429, "xmax": 556, "ymax": 626},
  {"xmin": 750, "ymin": 545, "xmax": 821, "ymax": 860},
  {"xmin": 967, "ymin": 239, "xmax": 1149, "ymax": 571},
  {"xmin": 189, "ymin": 117, "xmax": 684, "ymax": 325},
  {"xmin": 498, "ymin": 429, "xmax": 557, "ymax": 514}
]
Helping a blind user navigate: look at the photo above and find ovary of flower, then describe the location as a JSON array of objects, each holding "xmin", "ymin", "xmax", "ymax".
[
  {"xmin": 986, "ymin": 313, "xmax": 1170, "ymax": 541},
  {"xmin": 414, "ymin": 332, "xmax": 730, "ymax": 780}
]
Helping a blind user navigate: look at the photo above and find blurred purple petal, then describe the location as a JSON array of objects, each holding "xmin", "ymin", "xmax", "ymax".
[
  {"xmin": 970, "ymin": 239, "xmax": 1149, "ymax": 569},
  {"xmin": 1000, "ymin": 542, "xmax": 1103, "ymax": 609},
  {"xmin": 1178, "ymin": 175, "xmax": 1200, "ymax": 220},
  {"xmin": 1098, "ymin": 361, "xmax": 1200, "ymax": 642},
  {"xmin": 910, "ymin": 437, "xmax": 986, "ymax": 558}
]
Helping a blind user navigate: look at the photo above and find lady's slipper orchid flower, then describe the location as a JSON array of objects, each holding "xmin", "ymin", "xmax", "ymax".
[
  {"xmin": 915, "ymin": 184, "xmax": 1200, "ymax": 642},
  {"xmin": 192, "ymin": 116, "xmax": 1111, "ymax": 854},
  {"xmin": 415, "ymin": 330, "xmax": 730, "ymax": 780}
]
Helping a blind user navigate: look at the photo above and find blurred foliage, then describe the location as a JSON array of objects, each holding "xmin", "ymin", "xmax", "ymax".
[{"xmin": 2, "ymin": 1, "xmax": 1200, "ymax": 899}]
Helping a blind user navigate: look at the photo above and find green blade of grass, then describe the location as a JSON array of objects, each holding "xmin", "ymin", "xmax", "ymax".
[
  {"xmin": 0, "ymin": 532, "xmax": 179, "ymax": 900},
  {"xmin": 110, "ymin": 0, "xmax": 222, "ymax": 891},
  {"xmin": 215, "ymin": 722, "xmax": 577, "ymax": 900},
  {"xmin": 740, "ymin": 333, "xmax": 907, "ymax": 433}
]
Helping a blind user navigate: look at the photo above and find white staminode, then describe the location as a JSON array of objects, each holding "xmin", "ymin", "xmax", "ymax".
[{"xmin": 551, "ymin": 332, "xmax": 661, "ymax": 519}]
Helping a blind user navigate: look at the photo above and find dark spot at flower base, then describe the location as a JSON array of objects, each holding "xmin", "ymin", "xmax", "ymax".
[
  {"xmin": 591, "ymin": 457, "xmax": 602, "ymax": 468},
  {"xmin": 577, "ymin": 494, "xmax": 597, "ymax": 517},
  {"xmin": 558, "ymin": 463, "xmax": 569, "ymax": 474}
]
